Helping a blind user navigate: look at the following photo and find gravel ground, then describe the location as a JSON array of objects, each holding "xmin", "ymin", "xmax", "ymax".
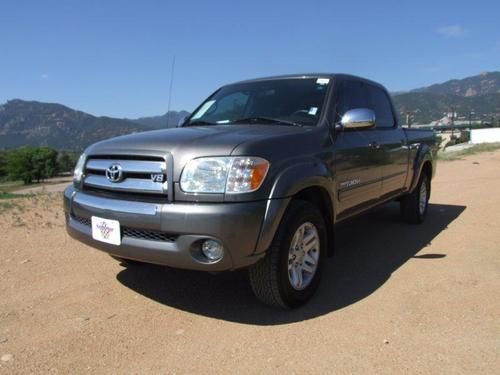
[{"xmin": 0, "ymin": 151, "xmax": 499, "ymax": 374}]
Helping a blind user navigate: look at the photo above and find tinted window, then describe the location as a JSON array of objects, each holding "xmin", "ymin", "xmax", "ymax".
[
  {"xmin": 335, "ymin": 80, "xmax": 368, "ymax": 121},
  {"xmin": 199, "ymin": 92, "xmax": 249, "ymax": 121},
  {"xmin": 366, "ymin": 85, "xmax": 395, "ymax": 128},
  {"xmin": 188, "ymin": 78, "xmax": 329, "ymax": 126}
]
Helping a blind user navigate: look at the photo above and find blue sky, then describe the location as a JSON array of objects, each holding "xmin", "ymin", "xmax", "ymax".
[{"xmin": 0, "ymin": 0, "xmax": 499, "ymax": 118}]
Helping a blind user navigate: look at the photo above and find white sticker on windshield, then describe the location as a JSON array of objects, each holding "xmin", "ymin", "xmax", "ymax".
[
  {"xmin": 316, "ymin": 78, "xmax": 330, "ymax": 85},
  {"xmin": 308, "ymin": 107, "xmax": 318, "ymax": 115},
  {"xmin": 191, "ymin": 100, "xmax": 216, "ymax": 120}
]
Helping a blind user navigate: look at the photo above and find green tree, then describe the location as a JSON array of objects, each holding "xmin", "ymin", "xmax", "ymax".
[
  {"xmin": 32, "ymin": 147, "xmax": 58, "ymax": 182},
  {"xmin": 0, "ymin": 150, "xmax": 7, "ymax": 179},
  {"xmin": 7, "ymin": 147, "xmax": 36, "ymax": 184},
  {"xmin": 6, "ymin": 146, "xmax": 59, "ymax": 184},
  {"xmin": 57, "ymin": 151, "xmax": 76, "ymax": 173}
]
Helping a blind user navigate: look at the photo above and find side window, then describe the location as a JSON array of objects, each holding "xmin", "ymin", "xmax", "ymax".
[
  {"xmin": 366, "ymin": 85, "xmax": 395, "ymax": 128},
  {"xmin": 335, "ymin": 80, "xmax": 368, "ymax": 121}
]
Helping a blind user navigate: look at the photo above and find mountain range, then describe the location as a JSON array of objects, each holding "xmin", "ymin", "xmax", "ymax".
[
  {"xmin": 0, "ymin": 101, "xmax": 189, "ymax": 150},
  {"xmin": 133, "ymin": 110, "xmax": 191, "ymax": 129},
  {"xmin": 1, "ymin": 72, "xmax": 499, "ymax": 150},
  {"xmin": 392, "ymin": 71, "xmax": 500, "ymax": 124},
  {"xmin": 410, "ymin": 71, "xmax": 500, "ymax": 96}
]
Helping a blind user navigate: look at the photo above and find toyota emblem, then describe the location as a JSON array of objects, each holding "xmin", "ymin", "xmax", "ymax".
[{"xmin": 105, "ymin": 163, "xmax": 123, "ymax": 183}]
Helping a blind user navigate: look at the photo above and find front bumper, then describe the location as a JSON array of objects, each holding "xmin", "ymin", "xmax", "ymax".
[{"xmin": 64, "ymin": 186, "xmax": 274, "ymax": 271}]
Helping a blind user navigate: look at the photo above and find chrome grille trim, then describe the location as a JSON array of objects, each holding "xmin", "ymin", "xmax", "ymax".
[
  {"xmin": 84, "ymin": 175, "xmax": 166, "ymax": 194},
  {"xmin": 73, "ymin": 193, "xmax": 158, "ymax": 216},
  {"xmin": 86, "ymin": 159, "xmax": 165, "ymax": 174},
  {"xmin": 83, "ymin": 156, "xmax": 167, "ymax": 195}
]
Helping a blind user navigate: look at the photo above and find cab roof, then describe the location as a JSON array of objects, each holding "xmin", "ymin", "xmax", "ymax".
[{"xmin": 230, "ymin": 73, "xmax": 386, "ymax": 90}]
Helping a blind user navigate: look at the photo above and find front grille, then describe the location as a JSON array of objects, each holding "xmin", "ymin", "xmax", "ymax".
[
  {"xmin": 122, "ymin": 227, "xmax": 178, "ymax": 242},
  {"xmin": 71, "ymin": 215, "xmax": 177, "ymax": 243},
  {"xmin": 73, "ymin": 215, "xmax": 91, "ymax": 227},
  {"xmin": 83, "ymin": 156, "xmax": 167, "ymax": 196}
]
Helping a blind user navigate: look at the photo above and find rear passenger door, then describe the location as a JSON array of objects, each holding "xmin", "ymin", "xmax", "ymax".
[
  {"xmin": 365, "ymin": 85, "xmax": 409, "ymax": 198},
  {"xmin": 332, "ymin": 79, "xmax": 383, "ymax": 217}
]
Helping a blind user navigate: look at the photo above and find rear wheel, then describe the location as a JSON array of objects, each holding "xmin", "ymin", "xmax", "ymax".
[
  {"xmin": 400, "ymin": 172, "xmax": 430, "ymax": 224},
  {"xmin": 248, "ymin": 200, "xmax": 327, "ymax": 308}
]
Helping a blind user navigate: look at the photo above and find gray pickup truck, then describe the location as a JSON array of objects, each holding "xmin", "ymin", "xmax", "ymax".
[{"xmin": 64, "ymin": 74, "xmax": 437, "ymax": 308}]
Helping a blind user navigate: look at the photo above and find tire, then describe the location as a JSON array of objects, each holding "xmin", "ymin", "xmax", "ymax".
[
  {"xmin": 248, "ymin": 200, "xmax": 327, "ymax": 308},
  {"xmin": 400, "ymin": 171, "xmax": 430, "ymax": 224}
]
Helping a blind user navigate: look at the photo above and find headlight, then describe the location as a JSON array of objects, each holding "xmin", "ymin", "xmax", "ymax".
[
  {"xmin": 73, "ymin": 153, "xmax": 87, "ymax": 184},
  {"xmin": 180, "ymin": 156, "xmax": 269, "ymax": 194}
]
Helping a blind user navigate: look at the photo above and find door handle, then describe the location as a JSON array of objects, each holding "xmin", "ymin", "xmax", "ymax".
[{"xmin": 369, "ymin": 141, "xmax": 380, "ymax": 149}]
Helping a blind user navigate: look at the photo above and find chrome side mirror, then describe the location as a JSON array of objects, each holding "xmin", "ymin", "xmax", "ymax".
[{"xmin": 340, "ymin": 108, "xmax": 376, "ymax": 129}]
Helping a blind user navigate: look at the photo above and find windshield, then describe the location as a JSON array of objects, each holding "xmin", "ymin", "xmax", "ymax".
[{"xmin": 186, "ymin": 77, "xmax": 330, "ymax": 127}]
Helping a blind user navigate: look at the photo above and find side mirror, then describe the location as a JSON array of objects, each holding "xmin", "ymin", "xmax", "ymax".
[{"xmin": 340, "ymin": 108, "xmax": 376, "ymax": 130}]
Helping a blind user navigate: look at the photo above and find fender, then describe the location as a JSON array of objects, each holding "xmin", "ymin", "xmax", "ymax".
[
  {"xmin": 254, "ymin": 160, "xmax": 335, "ymax": 253},
  {"xmin": 408, "ymin": 143, "xmax": 435, "ymax": 193}
]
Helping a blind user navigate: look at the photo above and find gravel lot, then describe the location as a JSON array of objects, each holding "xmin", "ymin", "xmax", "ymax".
[{"xmin": 0, "ymin": 151, "xmax": 499, "ymax": 374}]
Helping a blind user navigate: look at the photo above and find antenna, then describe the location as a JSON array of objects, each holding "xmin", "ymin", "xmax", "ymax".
[{"xmin": 166, "ymin": 56, "xmax": 176, "ymax": 127}]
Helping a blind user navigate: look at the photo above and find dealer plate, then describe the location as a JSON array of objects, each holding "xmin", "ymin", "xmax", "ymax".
[{"xmin": 91, "ymin": 216, "xmax": 121, "ymax": 246}]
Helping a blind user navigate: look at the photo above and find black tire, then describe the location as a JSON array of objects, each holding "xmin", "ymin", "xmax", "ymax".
[
  {"xmin": 248, "ymin": 200, "xmax": 327, "ymax": 308},
  {"xmin": 400, "ymin": 172, "xmax": 430, "ymax": 224}
]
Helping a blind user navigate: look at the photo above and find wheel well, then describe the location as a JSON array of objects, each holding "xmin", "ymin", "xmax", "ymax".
[{"xmin": 293, "ymin": 186, "xmax": 335, "ymax": 256}]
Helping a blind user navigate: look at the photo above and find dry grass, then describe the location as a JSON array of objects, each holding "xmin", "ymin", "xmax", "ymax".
[
  {"xmin": 438, "ymin": 142, "xmax": 500, "ymax": 161},
  {"xmin": 0, "ymin": 192, "xmax": 64, "ymax": 230}
]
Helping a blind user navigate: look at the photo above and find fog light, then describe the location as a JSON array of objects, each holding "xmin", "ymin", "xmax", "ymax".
[{"xmin": 201, "ymin": 239, "xmax": 224, "ymax": 261}]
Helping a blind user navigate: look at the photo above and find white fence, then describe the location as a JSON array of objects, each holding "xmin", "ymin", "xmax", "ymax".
[{"xmin": 470, "ymin": 128, "xmax": 500, "ymax": 144}]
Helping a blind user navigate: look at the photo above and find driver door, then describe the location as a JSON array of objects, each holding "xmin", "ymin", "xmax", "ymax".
[{"xmin": 330, "ymin": 79, "xmax": 383, "ymax": 218}]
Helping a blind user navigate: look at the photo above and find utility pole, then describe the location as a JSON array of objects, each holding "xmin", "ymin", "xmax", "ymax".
[
  {"xmin": 469, "ymin": 110, "xmax": 474, "ymax": 132},
  {"xmin": 406, "ymin": 111, "xmax": 413, "ymax": 128},
  {"xmin": 449, "ymin": 107, "xmax": 455, "ymax": 138},
  {"xmin": 166, "ymin": 56, "xmax": 176, "ymax": 128}
]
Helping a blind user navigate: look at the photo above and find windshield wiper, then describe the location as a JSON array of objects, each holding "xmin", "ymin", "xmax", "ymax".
[
  {"xmin": 184, "ymin": 120, "xmax": 215, "ymax": 126},
  {"xmin": 232, "ymin": 116, "xmax": 302, "ymax": 127}
]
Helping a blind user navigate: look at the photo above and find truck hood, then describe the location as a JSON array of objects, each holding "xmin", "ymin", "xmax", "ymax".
[{"xmin": 85, "ymin": 124, "xmax": 309, "ymax": 178}]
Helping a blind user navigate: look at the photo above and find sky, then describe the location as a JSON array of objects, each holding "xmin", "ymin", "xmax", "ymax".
[{"xmin": 0, "ymin": 0, "xmax": 499, "ymax": 118}]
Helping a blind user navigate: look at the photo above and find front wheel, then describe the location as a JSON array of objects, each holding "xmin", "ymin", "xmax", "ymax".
[
  {"xmin": 400, "ymin": 172, "xmax": 430, "ymax": 224},
  {"xmin": 248, "ymin": 200, "xmax": 327, "ymax": 308}
]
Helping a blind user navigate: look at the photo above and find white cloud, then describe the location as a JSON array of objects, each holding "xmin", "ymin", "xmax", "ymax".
[
  {"xmin": 438, "ymin": 24, "xmax": 467, "ymax": 37},
  {"xmin": 41, "ymin": 73, "xmax": 49, "ymax": 80}
]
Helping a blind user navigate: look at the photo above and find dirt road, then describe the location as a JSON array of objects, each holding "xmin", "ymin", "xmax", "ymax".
[
  {"xmin": 1, "ymin": 151, "xmax": 499, "ymax": 374},
  {"xmin": 12, "ymin": 177, "xmax": 72, "ymax": 195}
]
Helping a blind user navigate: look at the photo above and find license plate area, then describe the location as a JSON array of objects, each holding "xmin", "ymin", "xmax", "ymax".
[{"xmin": 91, "ymin": 216, "xmax": 121, "ymax": 246}]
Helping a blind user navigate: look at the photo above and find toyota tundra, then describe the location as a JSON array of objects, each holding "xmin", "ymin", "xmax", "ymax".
[{"xmin": 64, "ymin": 74, "xmax": 437, "ymax": 308}]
